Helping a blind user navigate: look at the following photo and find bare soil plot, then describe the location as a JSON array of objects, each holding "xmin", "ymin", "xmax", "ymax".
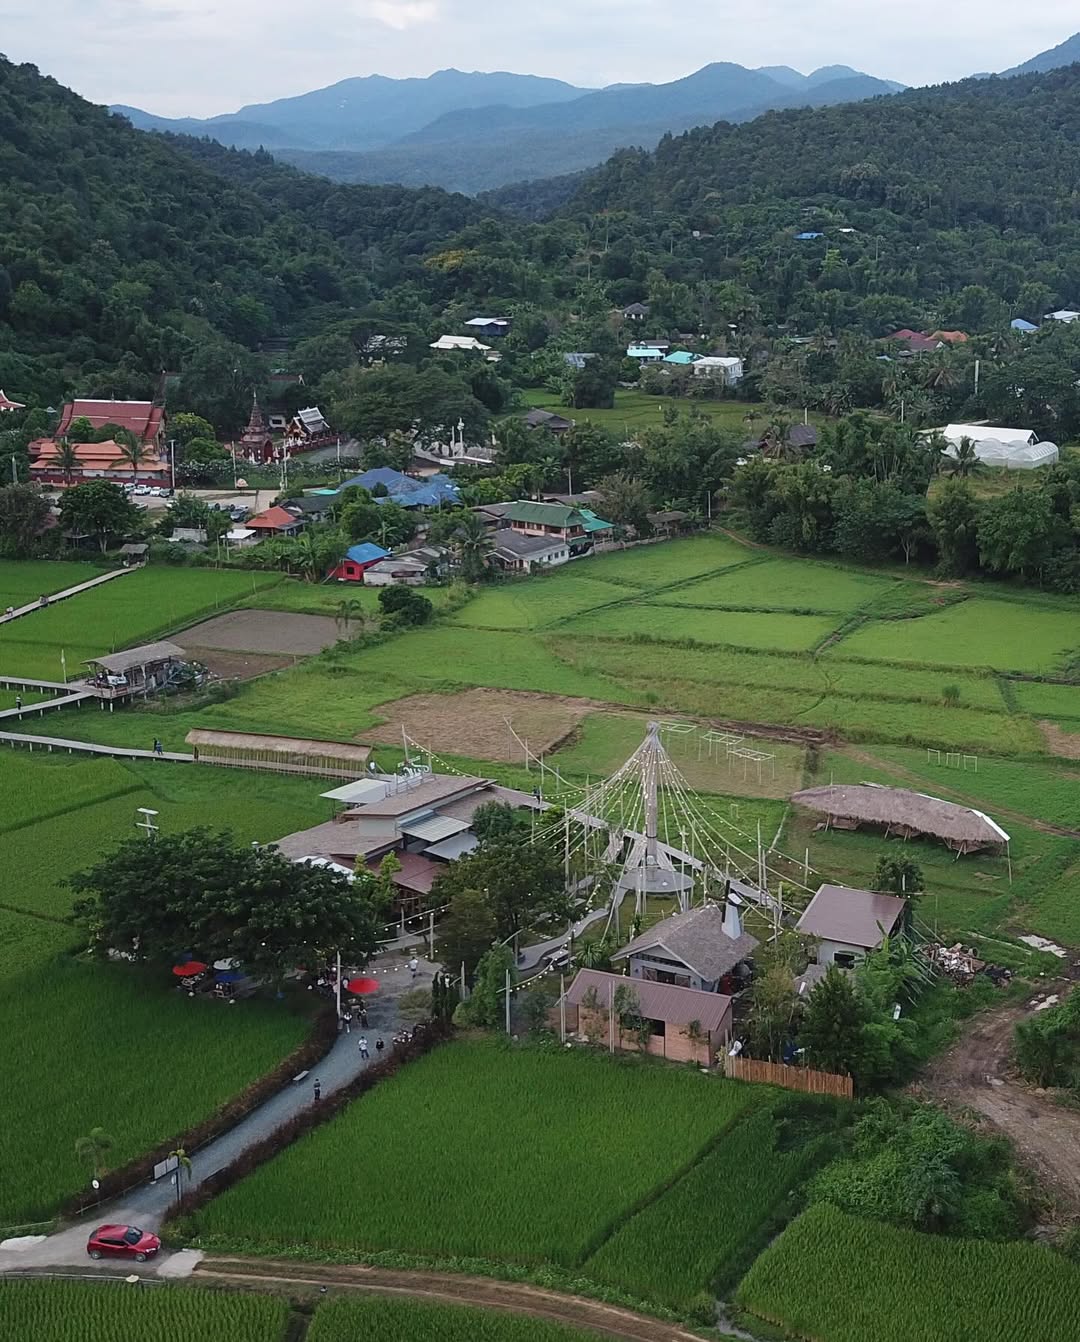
[
  {"xmin": 1038, "ymin": 720, "xmax": 1080, "ymax": 760},
  {"xmin": 184, "ymin": 647, "xmax": 296, "ymax": 681},
  {"xmin": 180, "ymin": 608, "xmax": 341, "ymax": 655},
  {"xmin": 365, "ymin": 688, "xmax": 601, "ymax": 762}
]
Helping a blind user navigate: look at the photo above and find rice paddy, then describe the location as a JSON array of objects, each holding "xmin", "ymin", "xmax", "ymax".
[{"xmin": 307, "ymin": 1296, "xmax": 611, "ymax": 1342}]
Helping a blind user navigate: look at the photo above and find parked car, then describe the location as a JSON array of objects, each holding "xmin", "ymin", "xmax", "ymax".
[
  {"xmin": 86, "ymin": 1224, "xmax": 161, "ymax": 1261},
  {"xmin": 134, "ymin": 485, "xmax": 150, "ymax": 495}
]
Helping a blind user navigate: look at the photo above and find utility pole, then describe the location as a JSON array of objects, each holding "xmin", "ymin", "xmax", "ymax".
[
  {"xmin": 559, "ymin": 974, "xmax": 566, "ymax": 1042},
  {"xmin": 335, "ymin": 949, "xmax": 342, "ymax": 1025},
  {"xmin": 504, "ymin": 968, "xmax": 512, "ymax": 1034}
]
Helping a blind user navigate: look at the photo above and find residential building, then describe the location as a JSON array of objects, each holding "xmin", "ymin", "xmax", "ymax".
[
  {"xmin": 504, "ymin": 500, "xmax": 588, "ymax": 553},
  {"xmin": 430, "ymin": 335, "xmax": 501, "ymax": 362},
  {"xmin": 663, "ymin": 350, "xmax": 699, "ymax": 366},
  {"xmin": 523, "ymin": 408, "xmax": 575, "ymax": 434},
  {"xmin": 0, "ymin": 390, "xmax": 25, "ymax": 412},
  {"xmin": 1046, "ymin": 309, "xmax": 1080, "ymax": 323},
  {"xmin": 490, "ymin": 528, "xmax": 570, "ymax": 573},
  {"xmin": 795, "ymin": 231, "xmax": 824, "ymax": 240},
  {"xmin": 623, "ymin": 302, "xmax": 650, "ymax": 321},
  {"xmin": 362, "ymin": 544, "xmax": 448, "ymax": 586},
  {"xmin": 55, "ymin": 398, "xmax": 165, "ymax": 448},
  {"xmin": 328, "ymin": 542, "xmax": 391, "ymax": 582},
  {"xmin": 627, "ymin": 345, "xmax": 666, "ymax": 363},
  {"xmin": 245, "ymin": 505, "xmax": 306, "ymax": 538},
  {"xmin": 564, "ymin": 968, "xmax": 731, "ymax": 1064},
  {"xmin": 1011, "ymin": 318, "xmax": 1039, "ymax": 333},
  {"xmin": 795, "ymin": 883, "xmax": 906, "ymax": 970},
  {"xmin": 340, "ymin": 467, "xmax": 460, "ymax": 509},
  {"xmin": 563, "ymin": 352, "xmax": 596, "ymax": 370},
  {"xmin": 612, "ymin": 901, "xmax": 759, "ymax": 994},
  {"xmin": 692, "ymin": 355, "xmax": 744, "ymax": 384},
  {"xmin": 929, "ymin": 330, "xmax": 969, "ymax": 345},
  {"xmin": 464, "ymin": 317, "xmax": 512, "ymax": 338}
]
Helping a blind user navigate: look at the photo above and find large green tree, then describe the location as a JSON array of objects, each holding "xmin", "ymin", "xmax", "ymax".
[
  {"xmin": 801, "ymin": 966, "xmax": 868, "ymax": 1078},
  {"xmin": 58, "ymin": 480, "xmax": 142, "ymax": 553},
  {"xmin": 0, "ymin": 483, "xmax": 50, "ymax": 555}
]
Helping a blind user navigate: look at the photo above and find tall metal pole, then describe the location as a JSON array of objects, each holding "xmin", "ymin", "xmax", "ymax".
[
  {"xmin": 335, "ymin": 949, "xmax": 342, "ymax": 1024},
  {"xmin": 428, "ymin": 910, "xmax": 435, "ymax": 960},
  {"xmin": 559, "ymin": 974, "xmax": 566, "ymax": 1042},
  {"xmin": 504, "ymin": 968, "xmax": 512, "ymax": 1035}
]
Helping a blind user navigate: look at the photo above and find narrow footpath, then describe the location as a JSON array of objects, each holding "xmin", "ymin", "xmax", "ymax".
[{"xmin": 0, "ymin": 568, "xmax": 134, "ymax": 625}]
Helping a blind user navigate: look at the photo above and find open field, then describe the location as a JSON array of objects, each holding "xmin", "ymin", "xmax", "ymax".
[
  {"xmin": 447, "ymin": 574, "xmax": 640, "ymax": 630},
  {"xmin": 190, "ymin": 1039, "xmax": 756, "ymax": 1265},
  {"xmin": 307, "ymin": 1296, "xmax": 610, "ymax": 1342},
  {"xmin": 0, "ymin": 1280, "xmax": 288, "ymax": 1342},
  {"xmin": 0, "ymin": 559, "xmax": 108, "ymax": 607},
  {"xmin": 242, "ymin": 579, "xmax": 460, "ymax": 618},
  {"xmin": 182, "ymin": 608, "xmax": 341, "ymax": 655},
  {"xmin": 653, "ymin": 557, "xmax": 899, "ymax": 614},
  {"xmin": 561, "ymin": 604, "xmax": 839, "ymax": 651},
  {"xmin": 0, "ymin": 568, "xmax": 280, "ymax": 677},
  {"xmin": 737, "ymin": 1203, "xmax": 1080, "ymax": 1342},
  {"xmin": 519, "ymin": 388, "xmax": 824, "ymax": 439}
]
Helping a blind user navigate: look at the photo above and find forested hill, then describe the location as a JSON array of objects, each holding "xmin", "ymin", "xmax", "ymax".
[
  {"xmin": 559, "ymin": 65, "xmax": 1080, "ymax": 329},
  {"xmin": 0, "ymin": 55, "xmax": 484, "ymax": 409}
]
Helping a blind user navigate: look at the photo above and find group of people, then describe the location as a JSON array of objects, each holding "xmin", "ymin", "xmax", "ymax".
[{"xmin": 341, "ymin": 1006, "xmax": 369, "ymax": 1031}]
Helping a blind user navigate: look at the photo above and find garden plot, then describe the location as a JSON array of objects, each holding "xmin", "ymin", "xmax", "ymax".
[
  {"xmin": 365, "ymin": 687, "xmax": 597, "ymax": 763},
  {"xmin": 180, "ymin": 608, "xmax": 340, "ymax": 655}
]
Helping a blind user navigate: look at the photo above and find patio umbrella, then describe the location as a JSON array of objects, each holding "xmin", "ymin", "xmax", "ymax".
[
  {"xmin": 213, "ymin": 958, "xmax": 239, "ymax": 971},
  {"xmin": 172, "ymin": 960, "xmax": 207, "ymax": 977},
  {"xmin": 345, "ymin": 976, "xmax": 379, "ymax": 995}
]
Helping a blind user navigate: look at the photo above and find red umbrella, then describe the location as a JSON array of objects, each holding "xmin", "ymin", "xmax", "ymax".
[
  {"xmin": 345, "ymin": 976, "xmax": 379, "ymax": 995},
  {"xmin": 173, "ymin": 960, "xmax": 208, "ymax": 977}
]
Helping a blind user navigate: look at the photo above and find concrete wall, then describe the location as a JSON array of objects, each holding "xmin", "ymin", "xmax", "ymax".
[
  {"xmin": 567, "ymin": 1004, "xmax": 723, "ymax": 1066},
  {"xmin": 816, "ymin": 938, "xmax": 868, "ymax": 968}
]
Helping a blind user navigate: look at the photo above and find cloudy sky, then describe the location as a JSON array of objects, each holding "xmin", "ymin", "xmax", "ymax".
[{"xmin": 1, "ymin": 1, "xmax": 1072, "ymax": 117}]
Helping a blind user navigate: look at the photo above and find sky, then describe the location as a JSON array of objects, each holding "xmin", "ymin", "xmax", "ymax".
[{"xmin": 0, "ymin": 1, "xmax": 1073, "ymax": 117}]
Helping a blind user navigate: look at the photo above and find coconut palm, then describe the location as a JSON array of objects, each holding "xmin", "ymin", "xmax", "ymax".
[
  {"xmin": 52, "ymin": 439, "xmax": 81, "ymax": 486},
  {"xmin": 944, "ymin": 436, "xmax": 981, "ymax": 478},
  {"xmin": 74, "ymin": 1127, "xmax": 113, "ymax": 1180},
  {"xmin": 453, "ymin": 510, "xmax": 494, "ymax": 583},
  {"xmin": 336, "ymin": 597, "xmax": 362, "ymax": 636},
  {"xmin": 118, "ymin": 438, "xmax": 151, "ymax": 488}
]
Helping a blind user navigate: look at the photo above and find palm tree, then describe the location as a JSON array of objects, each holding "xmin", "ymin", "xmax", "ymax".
[
  {"xmin": 52, "ymin": 440, "xmax": 81, "ymax": 487},
  {"xmin": 292, "ymin": 533, "xmax": 321, "ymax": 582},
  {"xmin": 761, "ymin": 413, "xmax": 798, "ymax": 462},
  {"xmin": 945, "ymin": 436, "xmax": 981, "ymax": 478},
  {"xmin": 75, "ymin": 1127, "xmax": 113, "ymax": 1181},
  {"xmin": 336, "ymin": 597, "xmax": 361, "ymax": 637},
  {"xmin": 117, "ymin": 438, "xmax": 150, "ymax": 488},
  {"xmin": 454, "ymin": 511, "xmax": 494, "ymax": 583}
]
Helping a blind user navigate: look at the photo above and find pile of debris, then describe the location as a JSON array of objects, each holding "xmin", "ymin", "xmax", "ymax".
[{"xmin": 925, "ymin": 942, "xmax": 1012, "ymax": 986}]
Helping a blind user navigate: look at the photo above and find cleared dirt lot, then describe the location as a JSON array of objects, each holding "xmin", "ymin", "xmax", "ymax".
[
  {"xmin": 366, "ymin": 688, "xmax": 598, "ymax": 763},
  {"xmin": 180, "ymin": 608, "xmax": 341, "ymax": 655}
]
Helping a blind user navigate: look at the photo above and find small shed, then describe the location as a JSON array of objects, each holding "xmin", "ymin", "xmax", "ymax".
[
  {"xmin": 85, "ymin": 641, "xmax": 186, "ymax": 698},
  {"xmin": 796, "ymin": 884, "xmax": 906, "ymax": 969},
  {"xmin": 328, "ymin": 542, "xmax": 390, "ymax": 582},
  {"xmin": 791, "ymin": 783, "xmax": 1009, "ymax": 854}
]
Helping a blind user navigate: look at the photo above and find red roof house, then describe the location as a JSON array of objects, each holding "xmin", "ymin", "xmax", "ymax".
[
  {"xmin": 245, "ymin": 505, "xmax": 306, "ymax": 537},
  {"xmin": 56, "ymin": 399, "xmax": 165, "ymax": 446},
  {"xmin": 29, "ymin": 438, "xmax": 168, "ymax": 485}
]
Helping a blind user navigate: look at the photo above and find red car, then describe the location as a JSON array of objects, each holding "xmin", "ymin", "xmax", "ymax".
[{"xmin": 86, "ymin": 1224, "xmax": 161, "ymax": 1262}]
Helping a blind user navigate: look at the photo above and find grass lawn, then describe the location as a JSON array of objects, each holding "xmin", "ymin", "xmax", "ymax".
[
  {"xmin": 583, "ymin": 535, "xmax": 754, "ymax": 586},
  {"xmin": 519, "ymin": 387, "xmax": 777, "ymax": 435},
  {"xmin": 833, "ymin": 597, "xmax": 1080, "ymax": 674},
  {"xmin": 0, "ymin": 568, "xmax": 281, "ymax": 676},
  {"xmin": 189, "ymin": 1039, "xmax": 755, "ymax": 1265},
  {"xmin": 562, "ymin": 604, "xmax": 840, "ymax": 652},
  {"xmin": 1012, "ymin": 679, "xmax": 1080, "ymax": 723},
  {"xmin": 737, "ymin": 1203, "xmax": 1080, "ymax": 1342},
  {"xmin": 448, "ymin": 574, "xmax": 635, "ymax": 631},
  {"xmin": 0, "ymin": 559, "xmax": 108, "ymax": 607},
  {"xmin": 653, "ymin": 557, "xmax": 898, "ymax": 614},
  {"xmin": 243, "ymin": 579, "xmax": 459, "ymax": 619},
  {"xmin": 0, "ymin": 1280, "xmax": 288, "ymax": 1341}
]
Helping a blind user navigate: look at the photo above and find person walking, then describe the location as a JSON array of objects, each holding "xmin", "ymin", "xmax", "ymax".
[
  {"xmin": 358, "ymin": 1035, "xmax": 369, "ymax": 1059},
  {"xmin": 359, "ymin": 1006, "xmax": 368, "ymax": 1028},
  {"xmin": 14, "ymin": 694, "xmax": 21, "ymax": 711},
  {"xmin": 408, "ymin": 955, "xmax": 419, "ymax": 978},
  {"xmin": 342, "ymin": 1008, "xmax": 353, "ymax": 1034},
  {"xmin": 375, "ymin": 1037, "xmax": 385, "ymax": 1055},
  {"xmin": 313, "ymin": 1078, "xmax": 322, "ymax": 1102},
  {"xmin": 153, "ymin": 738, "xmax": 164, "ymax": 756}
]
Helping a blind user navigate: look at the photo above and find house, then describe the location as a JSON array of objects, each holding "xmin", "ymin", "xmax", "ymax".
[
  {"xmin": 663, "ymin": 351, "xmax": 699, "ymax": 366},
  {"xmin": 504, "ymin": 500, "xmax": 589, "ymax": 554},
  {"xmin": 286, "ymin": 493, "xmax": 339, "ymax": 521},
  {"xmin": 0, "ymin": 390, "xmax": 25, "ymax": 412},
  {"xmin": 647, "ymin": 509, "xmax": 689, "ymax": 536},
  {"xmin": 564, "ymin": 967, "xmax": 732, "ymax": 1064},
  {"xmin": 430, "ymin": 335, "xmax": 501, "ymax": 362},
  {"xmin": 84, "ymin": 641, "xmax": 186, "ymax": 700},
  {"xmin": 29, "ymin": 438, "xmax": 169, "ymax": 486},
  {"xmin": 225, "ymin": 528, "xmax": 257, "ymax": 548},
  {"xmin": 612, "ymin": 901, "xmax": 759, "ymax": 994},
  {"xmin": 885, "ymin": 330, "xmax": 943, "ymax": 356},
  {"xmin": 1046, "ymin": 309, "xmax": 1080, "ymax": 323},
  {"xmin": 796, "ymin": 883, "xmax": 907, "ymax": 970},
  {"xmin": 328, "ymin": 542, "xmax": 390, "ymax": 582},
  {"xmin": 929, "ymin": 330, "xmax": 969, "ymax": 345},
  {"xmin": 464, "ymin": 317, "xmax": 512, "ymax": 338},
  {"xmin": 245, "ymin": 505, "xmax": 306, "ymax": 538},
  {"xmin": 360, "ymin": 334, "xmax": 409, "ymax": 358},
  {"xmin": 578, "ymin": 508, "xmax": 615, "ymax": 542},
  {"xmin": 56, "ymin": 398, "xmax": 165, "ymax": 447},
  {"xmin": 523, "ymin": 408, "xmax": 575, "ymax": 434},
  {"xmin": 340, "ymin": 467, "xmax": 460, "ymax": 509},
  {"xmin": 745, "ymin": 424, "xmax": 818, "ymax": 454},
  {"xmin": 795, "ymin": 231, "xmax": 824, "ymax": 240},
  {"xmin": 471, "ymin": 501, "xmax": 516, "ymax": 529},
  {"xmin": 692, "ymin": 355, "xmax": 744, "ymax": 384},
  {"xmin": 623, "ymin": 302, "xmax": 650, "ymax": 321},
  {"xmin": 563, "ymin": 352, "xmax": 596, "ymax": 370},
  {"xmin": 362, "ymin": 544, "xmax": 448, "ymax": 586},
  {"xmin": 491, "ymin": 528, "xmax": 570, "ymax": 573},
  {"xmin": 627, "ymin": 345, "xmax": 666, "ymax": 363},
  {"xmin": 1011, "ymin": 318, "xmax": 1039, "ymax": 333}
]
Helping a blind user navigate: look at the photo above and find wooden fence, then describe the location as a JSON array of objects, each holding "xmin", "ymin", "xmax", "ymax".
[{"xmin": 723, "ymin": 1054, "xmax": 853, "ymax": 1099}]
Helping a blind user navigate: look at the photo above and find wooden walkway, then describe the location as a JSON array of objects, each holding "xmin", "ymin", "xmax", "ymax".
[
  {"xmin": 0, "ymin": 675, "xmax": 80, "ymax": 693},
  {"xmin": 0, "ymin": 567, "xmax": 134, "ymax": 626},
  {"xmin": 0, "ymin": 690, "xmax": 95, "ymax": 721},
  {"xmin": 0, "ymin": 730, "xmax": 193, "ymax": 763}
]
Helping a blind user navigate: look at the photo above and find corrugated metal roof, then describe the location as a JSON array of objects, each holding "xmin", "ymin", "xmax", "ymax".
[
  {"xmin": 796, "ymin": 884, "xmax": 905, "ymax": 949},
  {"xmin": 565, "ymin": 969, "xmax": 731, "ymax": 1033},
  {"xmin": 400, "ymin": 814, "xmax": 471, "ymax": 843},
  {"xmin": 506, "ymin": 501, "xmax": 583, "ymax": 528},
  {"xmin": 321, "ymin": 779, "xmax": 389, "ymax": 805},
  {"xmin": 424, "ymin": 831, "xmax": 479, "ymax": 861},
  {"xmin": 86, "ymin": 641, "xmax": 185, "ymax": 673}
]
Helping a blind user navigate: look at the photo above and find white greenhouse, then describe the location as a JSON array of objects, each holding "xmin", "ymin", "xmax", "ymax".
[{"xmin": 937, "ymin": 424, "xmax": 1059, "ymax": 470}]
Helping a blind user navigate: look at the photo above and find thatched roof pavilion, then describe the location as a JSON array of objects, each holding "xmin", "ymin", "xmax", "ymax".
[{"xmin": 791, "ymin": 783, "xmax": 1009, "ymax": 854}]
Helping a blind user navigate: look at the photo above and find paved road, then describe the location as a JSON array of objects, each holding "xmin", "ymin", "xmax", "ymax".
[{"xmin": 0, "ymin": 952, "xmax": 435, "ymax": 1278}]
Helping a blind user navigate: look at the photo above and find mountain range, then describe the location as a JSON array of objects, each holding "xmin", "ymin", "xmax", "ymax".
[{"xmin": 110, "ymin": 32, "xmax": 1080, "ymax": 195}]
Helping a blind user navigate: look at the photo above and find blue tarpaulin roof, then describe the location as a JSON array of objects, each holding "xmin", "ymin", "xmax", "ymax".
[
  {"xmin": 344, "ymin": 543, "xmax": 390, "ymax": 565},
  {"xmin": 340, "ymin": 468, "xmax": 460, "ymax": 508}
]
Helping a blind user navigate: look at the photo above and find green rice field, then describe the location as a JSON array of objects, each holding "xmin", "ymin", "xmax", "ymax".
[
  {"xmin": 0, "ymin": 1280, "xmax": 288, "ymax": 1342},
  {"xmin": 307, "ymin": 1296, "xmax": 609, "ymax": 1342},
  {"xmin": 0, "ymin": 559, "xmax": 108, "ymax": 607},
  {"xmin": 737, "ymin": 1203, "xmax": 1080, "ymax": 1342},
  {"xmin": 190, "ymin": 1039, "xmax": 755, "ymax": 1264}
]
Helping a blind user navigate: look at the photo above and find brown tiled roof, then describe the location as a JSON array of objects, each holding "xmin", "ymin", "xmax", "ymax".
[
  {"xmin": 796, "ymin": 884, "xmax": 905, "ymax": 949},
  {"xmin": 566, "ymin": 968, "xmax": 731, "ymax": 1033},
  {"xmin": 57, "ymin": 399, "xmax": 164, "ymax": 444},
  {"xmin": 247, "ymin": 506, "xmax": 303, "ymax": 530},
  {"xmin": 273, "ymin": 819, "xmax": 397, "ymax": 862},
  {"xmin": 367, "ymin": 850, "xmax": 439, "ymax": 894},
  {"xmin": 612, "ymin": 903, "xmax": 759, "ymax": 981}
]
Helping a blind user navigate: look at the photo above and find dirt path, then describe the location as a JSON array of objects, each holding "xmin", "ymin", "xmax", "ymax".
[
  {"xmin": 195, "ymin": 1257, "xmax": 714, "ymax": 1342},
  {"xmin": 917, "ymin": 993, "xmax": 1080, "ymax": 1213}
]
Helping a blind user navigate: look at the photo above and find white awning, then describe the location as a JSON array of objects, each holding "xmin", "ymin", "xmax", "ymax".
[
  {"xmin": 321, "ymin": 779, "xmax": 389, "ymax": 805},
  {"xmin": 400, "ymin": 815, "xmax": 471, "ymax": 844},
  {"xmin": 424, "ymin": 831, "xmax": 480, "ymax": 861}
]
